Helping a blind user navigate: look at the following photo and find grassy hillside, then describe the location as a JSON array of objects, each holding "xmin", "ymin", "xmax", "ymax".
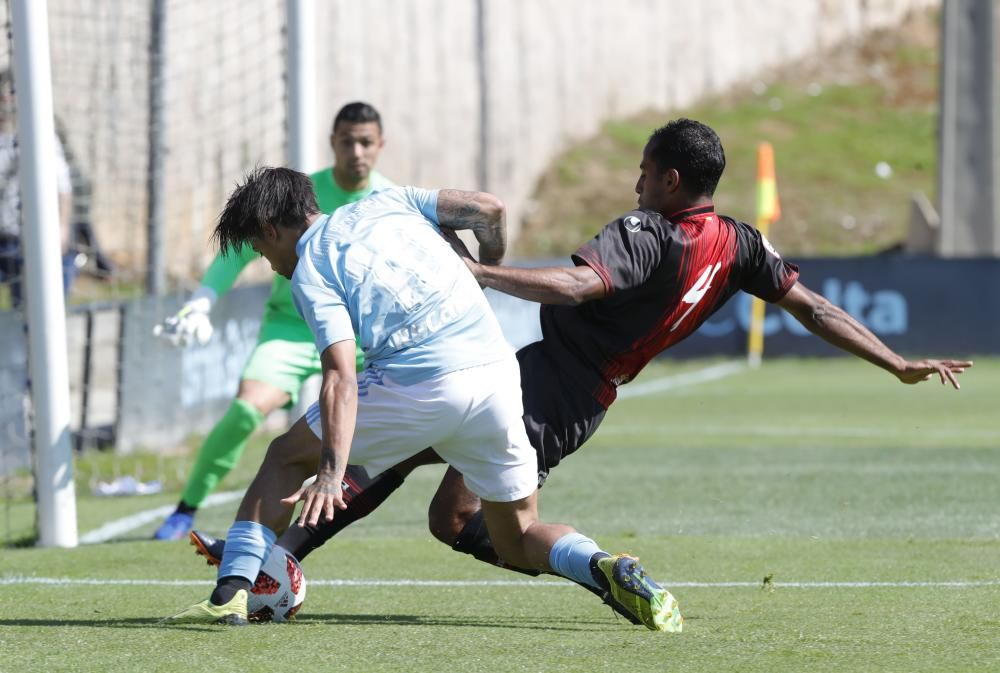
[{"xmin": 517, "ymin": 10, "xmax": 939, "ymax": 258}]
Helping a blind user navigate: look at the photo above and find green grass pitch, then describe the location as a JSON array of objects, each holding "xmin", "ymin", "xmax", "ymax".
[{"xmin": 1, "ymin": 357, "xmax": 998, "ymax": 673}]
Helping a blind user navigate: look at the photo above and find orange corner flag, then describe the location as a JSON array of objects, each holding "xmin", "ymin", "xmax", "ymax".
[
  {"xmin": 748, "ymin": 141, "xmax": 781, "ymax": 368},
  {"xmin": 755, "ymin": 142, "xmax": 780, "ymax": 225}
]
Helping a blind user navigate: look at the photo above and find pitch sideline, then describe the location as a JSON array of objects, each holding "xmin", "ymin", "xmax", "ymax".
[
  {"xmin": 78, "ymin": 490, "xmax": 244, "ymax": 544},
  {"xmin": 617, "ymin": 360, "xmax": 745, "ymax": 399}
]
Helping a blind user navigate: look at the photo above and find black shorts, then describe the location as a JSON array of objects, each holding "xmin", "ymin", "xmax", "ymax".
[{"xmin": 516, "ymin": 340, "xmax": 606, "ymax": 486}]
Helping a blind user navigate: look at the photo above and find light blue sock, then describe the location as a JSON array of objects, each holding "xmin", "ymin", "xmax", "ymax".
[
  {"xmin": 218, "ymin": 520, "xmax": 277, "ymax": 583},
  {"xmin": 548, "ymin": 532, "xmax": 609, "ymax": 589}
]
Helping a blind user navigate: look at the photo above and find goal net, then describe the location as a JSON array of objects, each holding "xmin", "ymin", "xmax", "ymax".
[{"xmin": 0, "ymin": 0, "xmax": 287, "ymax": 544}]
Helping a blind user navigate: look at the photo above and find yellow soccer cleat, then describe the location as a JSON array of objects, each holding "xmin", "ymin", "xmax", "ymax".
[
  {"xmin": 162, "ymin": 589, "xmax": 248, "ymax": 626},
  {"xmin": 595, "ymin": 554, "xmax": 683, "ymax": 633}
]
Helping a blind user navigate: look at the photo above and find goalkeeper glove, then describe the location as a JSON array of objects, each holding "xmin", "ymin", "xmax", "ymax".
[{"xmin": 153, "ymin": 287, "xmax": 216, "ymax": 347}]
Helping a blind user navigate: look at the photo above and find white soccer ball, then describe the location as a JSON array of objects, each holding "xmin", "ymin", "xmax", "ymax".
[{"xmin": 247, "ymin": 546, "xmax": 307, "ymax": 623}]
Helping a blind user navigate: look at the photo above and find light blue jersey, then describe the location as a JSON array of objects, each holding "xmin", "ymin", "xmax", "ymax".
[{"xmin": 291, "ymin": 186, "xmax": 513, "ymax": 385}]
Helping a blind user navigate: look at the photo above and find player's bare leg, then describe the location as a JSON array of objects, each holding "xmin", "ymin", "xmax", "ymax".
[
  {"xmin": 428, "ymin": 466, "xmax": 647, "ymax": 625},
  {"xmin": 280, "ymin": 447, "xmax": 442, "ymax": 554},
  {"xmin": 190, "ymin": 448, "xmax": 444, "ymax": 566},
  {"xmin": 154, "ymin": 378, "xmax": 289, "ymax": 541},
  {"xmin": 478, "ymin": 493, "xmax": 570, "ymax": 570},
  {"xmin": 428, "ymin": 465, "xmax": 482, "ymax": 546},
  {"xmin": 165, "ymin": 416, "xmax": 321, "ymax": 624},
  {"xmin": 233, "ymin": 414, "xmax": 320, "ymax": 531},
  {"xmin": 477, "ymin": 492, "xmax": 682, "ymax": 632}
]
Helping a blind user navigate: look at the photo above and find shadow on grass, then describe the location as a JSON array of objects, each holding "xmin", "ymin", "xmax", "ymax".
[
  {"xmin": 0, "ymin": 618, "xmax": 218, "ymax": 632},
  {"xmin": 0, "ymin": 614, "xmax": 631, "ymax": 632},
  {"xmin": 294, "ymin": 612, "xmax": 631, "ymax": 631}
]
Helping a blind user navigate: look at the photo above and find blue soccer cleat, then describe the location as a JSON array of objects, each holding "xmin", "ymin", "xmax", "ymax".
[{"xmin": 153, "ymin": 511, "xmax": 194, "ymax": 541}]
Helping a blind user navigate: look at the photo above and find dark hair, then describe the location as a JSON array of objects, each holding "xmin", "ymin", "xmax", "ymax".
[
  {"xmin": 332, "ymin": 101, "xmax": 383, "ymax": 134},
  {"xmin": 646, "ymin": 119, "xmax": 726, "ymax": 197},
  {"xmin": 214, "ymin": 166, "xmax": 318, "ymax": 257}
]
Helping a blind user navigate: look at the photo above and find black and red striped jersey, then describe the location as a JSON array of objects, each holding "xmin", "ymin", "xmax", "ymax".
[{"xmin": 539, "ymin": 204, "xmax": 799, "ymax": 407}]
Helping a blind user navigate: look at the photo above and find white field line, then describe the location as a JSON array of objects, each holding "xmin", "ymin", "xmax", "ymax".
[
  {"xmin": 601, "ymin": 422, "xmax": 1000, "ymax": 441},
  {"xmin": 78, "ymin": 490, "xmax": 244, "ymax": 544},
  {"xmin": 2, "ymin": 576, "xmax": 999, "ymax": 589},
  {"xmin": 617, "ymin": 361, "xmax": 745, "ymax": 399},
  {"xmin": 78, "ymin": 363, "xmax": 740, "ymax": 544}
]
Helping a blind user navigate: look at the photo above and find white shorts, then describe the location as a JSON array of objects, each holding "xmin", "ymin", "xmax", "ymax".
[{"xmin": 304, "ymin": 357, "xmax": 537, "ymax": 503}]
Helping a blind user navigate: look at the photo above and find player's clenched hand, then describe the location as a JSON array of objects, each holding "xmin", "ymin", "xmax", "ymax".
[
  {"xmin": 895, "ymin": 359, "xmax": 973, "ymax": 389},
  {"xmin": 281, "ymin": 470, "xmax": 347, "ymax": 527},
  {"xmin": 439, "ymin": 227, "xmax": 475, "ymax": 262},
  {"xmin": 153, "ymin": 296, "xmax": 214, "ymax": 347},
  {"xmin": 439, "ymin": 227, "xmax": 485, "ymax": 284}
]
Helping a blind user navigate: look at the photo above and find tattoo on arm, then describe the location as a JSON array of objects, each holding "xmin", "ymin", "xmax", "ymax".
[
  {"xmin": 438, "ymin": 190, "xmax": 486, "ymax": 228},
  {"xmin": 312, "ymin": 477, "xmax": 341, "ymax": 494},
  {"xmin": 437, "ymin": 189, "xmax": 506, "ymax": 264}
]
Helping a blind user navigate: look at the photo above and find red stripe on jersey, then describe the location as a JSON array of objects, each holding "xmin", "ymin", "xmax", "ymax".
[
  {"xmin": 662, "ymin": 214, "xmax": 737, "ymax": 339},
  {"xmin": 595, "ymin": 211, "xmax": 737, "ymax": 407}
]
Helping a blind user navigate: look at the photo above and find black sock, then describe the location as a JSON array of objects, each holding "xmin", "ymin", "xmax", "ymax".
[
  {"xmin": 282, "ymin": 465, "xmax": 405, "ymax": 562},
  {"xmin": 175, "ymin": 501, "xmax": 197, "ymax": 516},
  {"xmin": 210, "ymin": 576, "xmax": 251, "ymax": 605},
  {"xmin": 588, "ymin": 551, "xmax": 612, "ymax": 591},
  {"xmin": 451, "ymin": 510, "xmax": 541, "ymax": 577}
]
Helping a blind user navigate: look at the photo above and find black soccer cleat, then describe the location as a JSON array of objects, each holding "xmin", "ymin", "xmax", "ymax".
[{"xmin": 189, "ymin": 530, "xmax": 225, "ymax": 567}]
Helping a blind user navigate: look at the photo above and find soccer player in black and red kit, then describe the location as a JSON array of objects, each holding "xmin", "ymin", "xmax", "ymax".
[{"xmin": 190, "ymin": 119, "xmax": 971, "ymax": 624}]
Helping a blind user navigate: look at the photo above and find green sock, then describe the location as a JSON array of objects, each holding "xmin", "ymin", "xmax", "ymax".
[{"xmin": 180, "ymin": 398, "xmax": 264, "ymax": 508}]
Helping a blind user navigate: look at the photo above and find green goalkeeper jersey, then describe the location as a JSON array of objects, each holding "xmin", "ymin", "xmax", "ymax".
[{"xmin": 200, "ymin": 168, "xmax": 396, "ymax": 340}]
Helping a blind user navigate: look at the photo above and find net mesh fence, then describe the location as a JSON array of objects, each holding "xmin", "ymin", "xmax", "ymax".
[{"xmin": 0, "ymin": 0, "xmax": 286, "ymax": 544}]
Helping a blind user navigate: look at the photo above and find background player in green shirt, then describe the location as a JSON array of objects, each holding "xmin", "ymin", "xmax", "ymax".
[{"xmin": 152, "ymin": 102, "xmax": 395, "ymax": 540}]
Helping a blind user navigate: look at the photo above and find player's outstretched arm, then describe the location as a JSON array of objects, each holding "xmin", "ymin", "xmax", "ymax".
[
  {"xmin": 438, "ymin": 225, "xmax": 605, "ymax": 305},
  {"xmin": 434, "ymin": 189, "xmax": 606, "ymax": 304},
  {"xmin": 470, "ymin": 261, "xmax": 606, "ymax": 306},
  {"xmin": 776, "ymin": 282, "xmax": 972, "ymax": 389}
]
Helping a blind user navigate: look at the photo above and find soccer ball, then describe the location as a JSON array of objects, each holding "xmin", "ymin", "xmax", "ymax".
[{"xmin": 247, "ymin": 546, "xmax": 307, "ymax": 623}]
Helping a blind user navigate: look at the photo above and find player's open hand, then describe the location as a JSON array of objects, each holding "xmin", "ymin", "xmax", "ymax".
[
  {"xmin": 896, "ymin": 359, "xmax": 973, "ymax": 389},
  {"xmin": 281, "ymin": 470, "xmax": 347, "ymax": 527}
]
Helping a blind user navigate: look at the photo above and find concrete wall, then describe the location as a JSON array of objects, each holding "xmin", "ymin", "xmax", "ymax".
[
  {"xmin": 312, "ymin": 0, "xmax": 939, "ymax": 245},
  {"xmin": 3, "ymin": 0, "xmax": 937, "ymax": 279}
]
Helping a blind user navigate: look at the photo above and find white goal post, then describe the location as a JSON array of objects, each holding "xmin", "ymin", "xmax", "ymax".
[
  {"xmin": 14, "ymin": 0, "xmax": 313, "ymax": 547},
  {"xmin": 11, "ymin": 0, "xmax": 77, "ymax": 548}
]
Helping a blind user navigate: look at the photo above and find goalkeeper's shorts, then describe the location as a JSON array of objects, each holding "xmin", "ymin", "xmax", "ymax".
[
  {"xmin": 241, "ymin": 336, "xmax": 321, "ymax": 407},
  {"xmin": 242, "ymin": 319, "xmax": 362, "ymax": 407}
]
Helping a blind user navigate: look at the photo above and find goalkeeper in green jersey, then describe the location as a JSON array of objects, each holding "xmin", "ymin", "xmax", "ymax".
[{"xmin": 152, "ymin": 102, "xmax": 395, "ymax": 540}]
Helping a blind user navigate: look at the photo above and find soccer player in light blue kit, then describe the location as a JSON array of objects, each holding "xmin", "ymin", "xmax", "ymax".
[{"xmin": 166, "ymin": 167, "xmax": 682, "ymax": 632}]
